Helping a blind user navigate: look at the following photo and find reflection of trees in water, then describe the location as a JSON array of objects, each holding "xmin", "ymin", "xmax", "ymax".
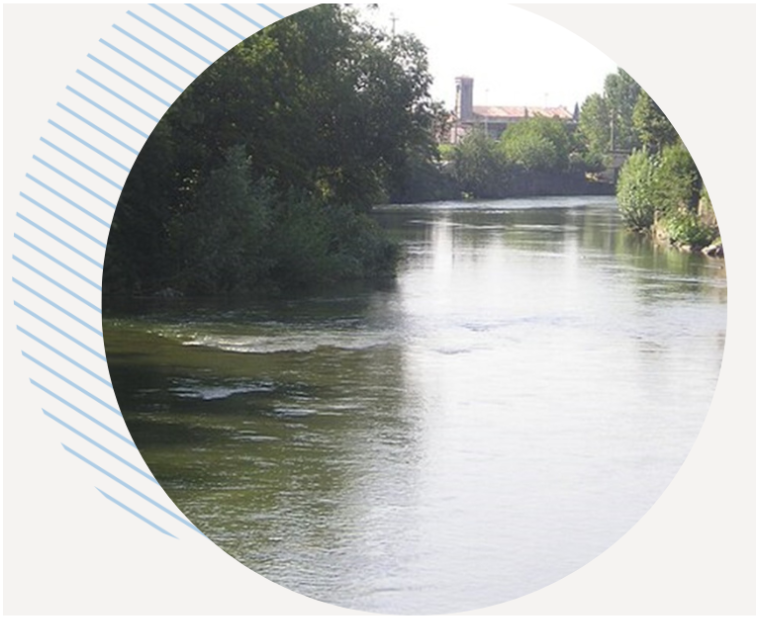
[
  {"xmin": 104, "ymin": 291, "xmax": 422, "ymax": 603},
  {"xmin": 607, "ymin": 229, "xmax": 727, "ymax": 304}
]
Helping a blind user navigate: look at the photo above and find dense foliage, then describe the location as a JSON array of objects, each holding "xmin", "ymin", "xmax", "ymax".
[
  {"xmin": 577, "ymin": 68, "xmax": 642, "ymax": 163},
  {"xmin": 616, "ymin": 90, "xmax": 718, "ymax": 249},
  {"xmin": 105, "ymin": 5, "xmax": 442, "ymax": 296},
  {"xmin": 441, "ymin": 116, "xmax": 604, "ymax": 200},
  {"xmin": 500, "ymin": 117, "xmax": 572, "ymax": 172},
  {"xmin": 449, "ymin": 130, "xmax": 510, "ymax": 198},
  {"xmin": 571, "ymin": 67, "xmax": 719, "ymax": 251},
  {"xmin": 615, "ymin": 150, "xmax": 658, "ymax": 230},
  {"xmin": 632, "ymin": 91, "xmax": 679, "ymax": 154}
]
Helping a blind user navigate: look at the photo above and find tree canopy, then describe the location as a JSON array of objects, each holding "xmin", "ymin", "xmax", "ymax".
[
  {"xmin": 450, "ymin": 129, "xmax": 510, "ymax": 198},
  {"xmin": 616, "ymin": 85, "xmax": 717, "ymax": 249},
  {"xmin": 105, "ymin": 5, "xmax": 443, "ymax": 296},
  {"xmin": 578, "ymin": 93, "xmax": 610, "ymax": 156},
  {"xmin": 577, "ymin": 68, "xmax": 641, "ymax": 159},
  {"xmin": 500, "ymin": 117, "xmax": 572, "ymax": 172},
  {"xmin": 632, "ymin": 90, "xmax": 680, "ymax": 153}
]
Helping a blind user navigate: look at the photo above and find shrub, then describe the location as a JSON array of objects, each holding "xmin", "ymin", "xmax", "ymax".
[
  {"xmin": 170, "ymin": 146, "xmax": 273, "ymax": 294},
  {"xmin": 662, "ymin": 208, "xmax": 717, "ymax": 249},
  {"xmin": 268, "ymin": 193, "xmax": 399, "ymax": 290},
  {"xmin": 655, "ymin": 143, "xmax": 701, "ymax": 214},
  {"xmin": 616, "ymin": 150, "xmax": 658, "ymax": 230},
  {"xmin": 451, "ymin": 130, "xmax": 510, "ymax": 198}
]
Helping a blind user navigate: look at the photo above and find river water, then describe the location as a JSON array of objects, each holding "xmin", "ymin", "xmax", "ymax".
[{"xmin": 104, "ymin": 196, "xmax": 727, "ymax": 614}]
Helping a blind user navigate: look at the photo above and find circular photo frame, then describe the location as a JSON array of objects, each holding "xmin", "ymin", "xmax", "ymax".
[{"xmin": 4, "ymin": 4, "xmax": 753, "ymax": 614}]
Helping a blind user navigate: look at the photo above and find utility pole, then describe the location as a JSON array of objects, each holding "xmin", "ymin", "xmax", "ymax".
[
  {"xmin": 610, "ymin": 115, "xmax": 615, "ymax": 152},
  {"xmin": 390, "ymin": 13, "xmax": 398, "ymax": 37},
  {"xmin": 484, "ymin": 88, "xmax": 489, "ymax": 138}
]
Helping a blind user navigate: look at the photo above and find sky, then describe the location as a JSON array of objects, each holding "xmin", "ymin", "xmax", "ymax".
[{"xmin": 359, "ymin": 4, "xmax": 619, "ymax": 112}]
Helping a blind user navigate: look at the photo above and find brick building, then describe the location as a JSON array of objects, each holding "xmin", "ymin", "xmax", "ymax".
[{"xmin": 451, "ymin": 76, "xmax": 577, "ymax": 142}]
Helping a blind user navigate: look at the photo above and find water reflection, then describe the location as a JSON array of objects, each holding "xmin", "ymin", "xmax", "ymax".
[{"xmin": 105, "ymin": 196, "xmax": 726, "ymax": 613}]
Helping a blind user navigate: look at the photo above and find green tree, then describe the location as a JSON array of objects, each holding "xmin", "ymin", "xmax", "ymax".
[
  {"xmin": 500, "ymin": 116, "xmax": 572, "ymax": 172},
  {"xmin": 633, "ymin": 90, "xmax": 680, "ymax": 153},
  {"xmin": 603, "ymin": 68, "xmax": 641, "ymax": 152},
  {"xmin": 578, "ymin": 92, "xmax": 611, "ymax": 157},
  {"xmin": 617, "ymin": 142, "xmax": 715, "ymax": 247},
  {"xmin": 169, "ymin": 146, "xmax": 272, "ymax": 294},
  {"xmin": 616, "ymin": 149, "xmax": 658, "ymax": 230},
  {"xmin": 451, "ymin": 130, "xmax": 510, "ymax": 198},
  {"xmin": 655, "ymin": 142, "xmax": 702, "ymax": 213},
  {"xmin": 166, "ymin": 5, "xmax": 441, "ymax": 209},
  {"xmin": 106, "ymin": 5, "xmax": 442, "ymax": 295}
]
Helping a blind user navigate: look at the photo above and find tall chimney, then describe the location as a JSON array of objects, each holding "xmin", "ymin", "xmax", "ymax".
[{"xmin": 455, "ymin": 76, "xmax": 474, "ymax": 121}]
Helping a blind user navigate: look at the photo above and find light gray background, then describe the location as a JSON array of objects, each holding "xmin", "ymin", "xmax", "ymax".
[{"xmin": 3, "ymin": 3, "xmax": 755, "ymax": 615}]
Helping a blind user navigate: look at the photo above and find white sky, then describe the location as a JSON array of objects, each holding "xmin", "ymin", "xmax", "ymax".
[{"xmin": 360, "ymin": 4, "xmax": 619, "ymax": 111}]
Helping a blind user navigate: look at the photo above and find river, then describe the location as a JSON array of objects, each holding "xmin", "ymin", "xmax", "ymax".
[{"xmin": 104, "ymin": 196, "xmax": 727, "ymax": 614}]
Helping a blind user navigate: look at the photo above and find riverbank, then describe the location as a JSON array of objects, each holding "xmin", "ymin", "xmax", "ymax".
[
  {"xmin": 645, "ymin": 190, "xmax": 723, "ymax": 258},
  {"xmin": 105, "ymin": 196, "xmax": 727, "ymax": 613},
  {"xmin": 615, "ymin": 141, "xmax": 721, "ymax": 258}
]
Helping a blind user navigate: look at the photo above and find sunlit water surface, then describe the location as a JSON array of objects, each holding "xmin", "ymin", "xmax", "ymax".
[{"xmin": 105, "ymin": 196, "xmax": 726, "ymax": 614}]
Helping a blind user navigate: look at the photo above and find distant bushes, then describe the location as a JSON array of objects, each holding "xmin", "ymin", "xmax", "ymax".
[
  {"xmin": 449, "ymin": 130, "xmax": 511, "ymax": 199},
  {"xmin": 437, "ymin": 118, "xmax": 609, "ymax": 200}
]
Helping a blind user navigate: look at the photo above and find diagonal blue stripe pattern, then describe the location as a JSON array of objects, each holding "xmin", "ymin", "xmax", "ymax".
[
  {"xmin": 66, "ymin": 86, "xmax": 149, "ymax": 139},
  {"xmin": 44, "ymin": 410, "xmax": 156, "ymax": 483},
  {"xmin": 88, "ymin": 51, "xmax": 174, "ymax": 104},
  {"xmin": 18, "ymin": 326, "xmax": 112, "ymax": 387},
  {"xmin": 33, "ymin": 155, "xmax": 117, "ymax": 209},
  {"xmin": 258, "ymin": 3, "xmax": 283, "ymax": 19},
  {"xmin": 13, "ymin": 278, "xmax": 103, "ymax": 337},
  {"xmin": 150, "ymin": 4, "xmax": 227, "ymax": 51},
  {"xmin": 57, "ymin": 102, "xmax": 140, "ymax": 155},
  {"xmin": 13, "ymin": 255, "xmax": 102, "ymax": 313},
  {"xmin": 186, "ymin": 4, "xmax": 244, "ymax": 40},
  {"xmin": 76, "ymin": 70, "xmax": 160, "ymax": 123},
  {"xmin": 15, "ymin": 2, "xmax": 291, "ymax": 541},
  {"xmin": 110, "ymin": 26, "xmax": 197, "ymax": 80},
  {"xmin": 47, "ymin": 120, "xmax": 131, "ymax": 172},
  {"xmin": 99, "ymin": 38, "xmax": 182, "ymax": 93},
  {"xmin": 96, "ymin": 487, "xmax": 177, "ymax": 538},
  {"xmin": 222, "ymin": 4, "xmax": 263, "ymax": 29},
  {"xmin": 128, "ymin": 10, "xmax": 212, "ymax": 65},
  {"xmin": 14, "ymin": 301, "xmax": 106, "ymax": 361},
  {"xmin": 40, "ymin": 137, "xmax": 124, "ymax": 190},
  {"xmin": 22, "ymin": 351, "xmax": 120, "ymax": 415},
  {"xmin": 26, "ymin": 174, "xmax": 111, "ymax": 228},
  {"xmin": 64, "ymin": 443, "xmax": 201, "ymax": 533},
  {"xmin": 15, "ymin": 212, "xmax": 104, "ymax": 268},
  {"xmin": 14, "ymin": 234, "xmax": 102, "ymax": 291},
  {"xmin": 31, "ymin": 379, "xmax": 133, "ymax": 446},
  {"xmin": 20, "ymin": 192, "xmax": 108, "ymax": 247}
]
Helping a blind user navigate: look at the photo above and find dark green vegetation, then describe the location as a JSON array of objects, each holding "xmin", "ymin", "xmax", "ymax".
[
  {"xmin": 105, "ymin": 5, "xmax": 446, "ymax": 296},
  {"xmin": 442, "ymin": 116, "xmax": 605, "ymax": 200},
  {"xmin": 105, "ymin": 9, "xmax": 721, "ymax": 299}
]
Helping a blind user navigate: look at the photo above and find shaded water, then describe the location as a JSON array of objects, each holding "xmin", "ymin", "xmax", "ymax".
[{"xmin": 105, "ymin": 196, "xmax": 727, "ymax": 614}]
